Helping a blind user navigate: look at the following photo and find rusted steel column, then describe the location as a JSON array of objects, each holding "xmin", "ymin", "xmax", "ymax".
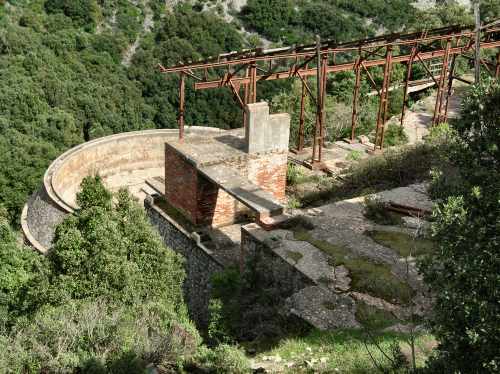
[
  {"xmin": 432, "ymin": 39, "xmax": 452, "ymax": 125},
  {"xmin": 312, "ymin": 35, "xmax": 323, "ymax": 164},
  {"xmin": 249, "ymin": 61, "xmax": 257, "ymax": 103},
  {"xmin": 443, "ymin": 54, "xmax": 457, "ymax": 122},
  {"xmin": 297, "ymin": 79, "xmax": 306, "ymax": 151},
  {"xmin": 313, "ymin": 51, "xmax": 328, "ymax": 163},
  {"xmin": 374, "ymin": 46, "xmax": 393, "ymax": 151},
  {"xmin": 350, "ymin": 57, "xmax": 362, "ymax": 142},
  {"xmin": 400, "ymin": 44, "xmax": 418, "ymax": 127},
  {"xmin": 243, "ymin": 66, "xmax": 250, "ymax": 129},
  {"xmin": 178, "ymin": 72, "xmax": 186, "ymax": 140}
]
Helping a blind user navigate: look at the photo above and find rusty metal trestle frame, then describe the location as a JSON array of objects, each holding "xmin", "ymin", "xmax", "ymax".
[{"xmin": 159, "ymin": 21, "xmax": 500, "ymax": 163}]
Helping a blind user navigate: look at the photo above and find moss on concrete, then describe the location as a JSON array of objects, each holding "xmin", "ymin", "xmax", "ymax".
[
  {"xmin": 285, "ymin": 250, "xmax": 303, "ymax": 263},
  {"xmin": 367, "ymin": 230, "xmax": 435, "ymax": 257},
  {"xmin": 292, "ymin": 230, "xmax": 413, "ymax": 305}
]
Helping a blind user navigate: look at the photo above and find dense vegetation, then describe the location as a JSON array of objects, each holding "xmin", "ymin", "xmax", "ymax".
[
  {"xmin": 421, "ymin": 80, "xmax": 500, "ymax": 373},
  {"xmin": 0, "ymin": 177, "xmax": 200, "ymax": 371}
]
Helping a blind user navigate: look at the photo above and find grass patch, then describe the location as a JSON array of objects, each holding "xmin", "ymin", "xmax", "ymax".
[
  {"xmin": 293, "ymin": 143, "xmax": 439, "ymax": 208},
  {"xmin": 367, "ymin": 230, "xmax": 436, "ymax": 258},
  {"xmin": 254, "ymin": 329, "xmax": 436, "ymax": 373},
  {"xmin": 292, "ymin": 230, "xmax": 413, "ymax": 305},
  {"xmin": 356, "ymin": 302, "xmax": 399, "ymax": 331},
  {"xmin": 346, "ymin": 150, "xmax": 363, "ymax": 161},
  {"xmin": 285, "ymin": 250, "xmax": 303, "ymax": 263}
]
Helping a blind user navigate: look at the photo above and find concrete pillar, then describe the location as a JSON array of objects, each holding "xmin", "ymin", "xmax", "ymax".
[{"xmin": 245, "ymin": 102, "xmax": 290, "ymax": 154}]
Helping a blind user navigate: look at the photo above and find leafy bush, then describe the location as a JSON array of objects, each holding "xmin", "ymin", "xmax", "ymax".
[
  {"xmin": 193, "ymin": 344, "xmax": 250, "ymax": 374},
  {"xmin": 420, "ymin": 81, "xmax": 500, "ymax": 373},
  {"xmin": 0, "ymin": 299, "xmax": 200, "ymax": 373},
  {"xmin": 383, "ymin": 123, "xmax": 408, "ymax": 147}
]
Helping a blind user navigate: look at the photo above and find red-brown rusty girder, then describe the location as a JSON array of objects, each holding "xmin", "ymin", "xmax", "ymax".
[{"xmin": 159, "ymin": 21, "xmax": 500, "ymax": 163}]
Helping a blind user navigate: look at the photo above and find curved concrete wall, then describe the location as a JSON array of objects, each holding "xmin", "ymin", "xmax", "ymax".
[{"xmin": 23, "ymin": 127, "xmax": 224, "ymax": 252}]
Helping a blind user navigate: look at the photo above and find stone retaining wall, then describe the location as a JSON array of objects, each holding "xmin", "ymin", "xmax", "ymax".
[
  {"xmin": 241, "ymin": 223, "xmax": 314, "ymax": 296},
  {"xmin": 145, "ymin": 198, "xmax": 224, "ymax": 328}
]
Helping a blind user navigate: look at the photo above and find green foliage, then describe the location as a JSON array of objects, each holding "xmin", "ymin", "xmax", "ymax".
[
  {"xmin": 0, "ymin": 178, "xmax": 199, "ymax": 371},
  {"xmin": 0, "ymin": 213, "xmax": 47, "ymax": 328},
  {"xmin": 363, "ymin": 195, "xmax": 402, "ymax": 226},
  {"xmin": 0, "ymin": 299, "xmax": 200, "ymax": 373},
  {"xmin": 193, "ymin": 344, "xmax": 251, "ymax": 374},
  {"xmin": 76, "ymin": 175, "xmax": 112, "ymax": 210},
  {"xmin": 240, "ymin": 0, "xmax": 296, "ymax": 42},
  {"xmin": 383, "ymin": 123, "xmax": 409, "ymax": 147},
  {"xmin": 421, "ymin": 81, "xmax": 500, "ymax": 373},
  {"xmin": 44, "ymin": 0, "xmax": 101, "ymax": 30}
]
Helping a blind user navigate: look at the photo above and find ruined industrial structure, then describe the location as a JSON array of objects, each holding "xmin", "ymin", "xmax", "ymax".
[{"xmin": 22, "ymin": 20, "xmax": 500, "ymax": 328}]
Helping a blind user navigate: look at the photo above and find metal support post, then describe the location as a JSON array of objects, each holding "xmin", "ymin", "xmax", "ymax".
[
  {"xmin": 443, "ymin": 54, "xmax": 457, "ymax": 122},
  {"xmin": 178, "ymin": 72, "xmax": 185, "ymax": 140},
  {"xmin": 297, "ymin": 79, "xmax": 306, "ymax": 151},
  {"xmin": 350, "ymin": 57, "xmax": 362, "ymax": 142},
  {"xmin": 474, "ymin": 2, "xmax": 481, "ymax": 84},
  {"xmin": 373, "ymin": 46, "xmax": 393, "ymax": 151},
  {"xmin": 433, "ymin": 39, "xmax": 452, "ymax": 125}
]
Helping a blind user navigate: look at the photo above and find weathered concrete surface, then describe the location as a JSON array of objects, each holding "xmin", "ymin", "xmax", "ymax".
[
  {"xmin": 245, "ymin": 102, "xmax": 290, "ymax": 154},
  {"xmin": 241, "ymin": 183, "xmax": 434, "ymax": 331},
  {"xmin": 286, "ymin": 286, "xmax": 360, "ymax": 330}
]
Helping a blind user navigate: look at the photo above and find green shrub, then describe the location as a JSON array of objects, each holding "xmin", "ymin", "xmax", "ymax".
[
  {"xmin": 421, "ymin": 81, "xmax": 500, "ymax": 373},
  {"xmin": 383, "ymin": 123, "xmax": 408, "ymax": 147},
  {"xmin": 363, "ymin": 195, "xmax": 402, "ymax": 226},
  {"xmin": 0, "ymin": 299, "xmax": 200, "ymax": 373},
  {"xmin": 194, "ymin": 344, "xmax": 251, "ymax": 374}
]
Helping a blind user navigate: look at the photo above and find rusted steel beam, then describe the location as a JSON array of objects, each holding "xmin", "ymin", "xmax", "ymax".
[
  {"xmin": 193, "ymin": 40, "xmax": 500, "ymax": 90},
  {"xmin": 160, "ymin": 25, "xmax": 499, "ymax": 73},
  {"xmin": 178, "ymin": 72, "xmax": 185, "ymax": 140}
]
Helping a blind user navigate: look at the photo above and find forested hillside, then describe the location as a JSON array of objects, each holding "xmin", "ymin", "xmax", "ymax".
[{"xmin": 0, "ymin": 0, "xmax": 497, "ymax": 225}]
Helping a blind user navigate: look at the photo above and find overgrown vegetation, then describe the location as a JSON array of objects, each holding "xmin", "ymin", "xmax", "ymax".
[
  {"xmin": 253, "ymin": 328, "xmax": 435, "ymax": 373},
  {"xmin": 367, "ymin": 230, "xmax": 435, "ymax": 258},
  {"xmin": 420, "ymin": 80, "xmax": 500, "ymax": 373},
  {"xmin": 0, "ymin": 177, "xmax": 200, "ymax": 371}
]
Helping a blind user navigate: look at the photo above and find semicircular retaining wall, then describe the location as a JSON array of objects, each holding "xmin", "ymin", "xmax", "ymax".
[{"xmin": 22, "ymin": 127, "xmax": 224, "ymax": 252}]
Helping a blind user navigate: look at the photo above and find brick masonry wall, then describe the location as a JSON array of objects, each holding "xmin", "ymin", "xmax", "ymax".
[
  {"xmin": 165, "ymin": 145, "xmax": 199, "ymax": 223},
  {"xmin": 165, "ymin": 146, "xmax": 287, "ymax": 227},
  {"xmin": 247, "ymin": 151, "xmax": 288, "ymax": 202},
  {"xmin": 145, "ymin": 198, "xmax": 224, "ymax": 328},
  {"xmin": 197, "ymin": 175, "xmax": 251, "ymax": 227}
]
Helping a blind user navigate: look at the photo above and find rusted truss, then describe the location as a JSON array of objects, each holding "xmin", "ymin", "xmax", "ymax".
[{"xmin": 159, "ymin": 21, "xmax": 500, "ymax": 166}]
